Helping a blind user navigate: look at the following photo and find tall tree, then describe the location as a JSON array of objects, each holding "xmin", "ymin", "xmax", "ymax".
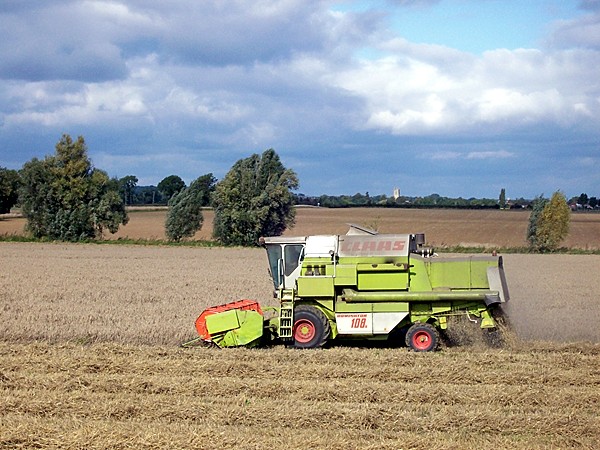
[
  {"xmin": 193, "ymin": 173, "xmax": 217, "ymax": 207},
  {"xmin": 213, "ymin": 149, "xmax": 298, "ymax": 246},
  {"xmin": 119, "ymin": 175, "xmax": 138, "ymax": 205},
  {"xmin": 527, "ymin": 195, "xmax": 548, "ymax": 250},
  {"xmin": 164, "ymin": 173, "xmax": 216, "ymax": 242},
  {"xmin": 527, "ymin": 192, "xmax": 570, "ymax": 252},
  {"xmin": 535, "ymin": 191, "xmax": 571, "ymax": 252},
  {"xmin": 499, "ymin": 188, "xmax": 506, "ymax": 209},
  {"xmin": 157, "ymin": 175, "xmax": 185, "ymax": 202},
  {"xmin": 0, "ymin": 167, "xmax": 20, "ymax": 214},
  {"xmin": 19, "ymin": 134, "xmax": 128, "ymax": 241}
]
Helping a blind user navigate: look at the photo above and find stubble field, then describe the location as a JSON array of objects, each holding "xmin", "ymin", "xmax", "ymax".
[{"xmin": 2, "ymin": 209, "xmax": 600, "ymax": 449}]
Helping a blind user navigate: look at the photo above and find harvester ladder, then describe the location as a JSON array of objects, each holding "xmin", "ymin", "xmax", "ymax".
[{"xmin": 278, "ymin": 304, "xmax": 294, "ymax": 339}]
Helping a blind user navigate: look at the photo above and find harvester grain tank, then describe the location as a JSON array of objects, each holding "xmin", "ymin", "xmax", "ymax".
[{"xmin": 187, "ymin": 226, "xmax": 509, "ymax": 351}]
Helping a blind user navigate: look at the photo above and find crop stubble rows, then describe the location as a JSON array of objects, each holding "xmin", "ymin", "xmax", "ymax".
[{"xmin": 2, "ymin": 342, "xmax": 600, "ymax": 449}]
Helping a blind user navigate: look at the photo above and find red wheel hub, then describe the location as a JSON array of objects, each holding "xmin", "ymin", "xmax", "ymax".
[
  {"xmin": 412, "ymin": 330, "xmax": 432, "ymax": 351},
  {"xmin": 294, "ymin": 319, "xmax": 316, "ymax": 344}
]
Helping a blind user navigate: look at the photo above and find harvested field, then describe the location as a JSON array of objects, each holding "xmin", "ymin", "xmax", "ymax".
[
  {"xmin": 2, "ymin": 242, "xmax": 600, "ymax": 449},
  {"xmin": 2, "ymin": 341, "xmax": 600, "ymax": 450},
  {"xmin": 2, "ymin": 243, "xmax": 600, "ymax": 344},
  {"xmin": 3, "ymin": 207, "xmax": 600, "ymax": 249},
  {"xmin": 0, "ymin": 243, "xmax": 273, "ymax": 345}
]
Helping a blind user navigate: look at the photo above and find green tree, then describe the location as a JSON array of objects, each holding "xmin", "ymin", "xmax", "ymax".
[
  {"xmin": 164, "ymin": 173, "xmax": 216, "ymax": 242},
  {"xmin": 535, "ymin": 191, "xmax": 571, "ymax": 252},
  {"xmin": 578, "ymin": 193, "xmax": 589, "ymax": 206},
  {"xmin": 134, "ymin": 185, "xmax": 162, "ymax": 205},
  {"xmin": 213, "ymin": 149, "xmax": 298, "ymax": 246},
  {"xmin": 193, "ymin": 173, "xmax": 217, "ymax": 206},
  {"xmin": 118, "ymin": 175, "xmax": 138, "ymax": 205},
  {"xmin": 19, "ymin": 134, "xmax": 128, "ymax": 241},
  {"xmin": 527, "ymin": 192, "xmax": 570, "ymax": 252},
  {"xmin": 499, "ymin": 188, "xmax": 506, "ymax": 209},
  {"xmin": 157, "ymin": 175, "xmax": 185, "ymax": 202},
  {"xmin": 0, "ymin": 167, "xmax": 21, "ymax": 214},
  {"xmin": 527, "ymin": 195, "xmax": 548, "ymax": 250}
]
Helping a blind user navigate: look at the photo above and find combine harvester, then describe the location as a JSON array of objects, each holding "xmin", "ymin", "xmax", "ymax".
[{"xmin": 185, "ymin": 226, "xmax": 509, "ymax": 351}]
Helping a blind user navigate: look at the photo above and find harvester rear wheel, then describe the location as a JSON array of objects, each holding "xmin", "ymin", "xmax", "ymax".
[
  {"xmin": 406, "ymin": 323, "xmax": 439, "ymax": 352},
  {"xmin": 293, "ymin": 305, "xmax": 330, "ymax": 349}
]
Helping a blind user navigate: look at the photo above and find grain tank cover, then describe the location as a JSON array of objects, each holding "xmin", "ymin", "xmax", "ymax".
[
  {"xmin": 338, "ymin": 234, "xmax": 411, "ymax": 257},
  {"xmin": 304, "ymin": 235, "xmax": 338, "ymax": 258}
]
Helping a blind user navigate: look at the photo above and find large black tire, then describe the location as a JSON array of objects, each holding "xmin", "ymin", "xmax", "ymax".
[
  {"xmin": 387, "ymin": 324, "xmax": 410, "ymax": 348},
  {"xmin": 293, "ymin": 305, "xmax": 331, "ymax": 349},
  {"xmin": 406, "ymin": 323, "xmax": 440, "ymax": 352}
]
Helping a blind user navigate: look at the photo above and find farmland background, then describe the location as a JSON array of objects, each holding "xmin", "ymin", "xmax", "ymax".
[
  {"xmin": 3, "ymin": 206, "xmax": 600, "ymax": 249},
  {"xmin": 2, "ymin": 208, "xmax": 600, "ymax": 449}
]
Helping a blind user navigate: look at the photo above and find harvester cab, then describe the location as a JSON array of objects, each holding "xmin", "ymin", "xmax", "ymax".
[
  {"xmin": 186, "ymin": 228, "xmax": 510, "ymax": 352},
  {"xmin": 261, "ymin": 236, "xmax": 306, "ymax": 291},
  {"xmin": 261, "ymin": 223, "xmax": 392, "ymax": 292}
]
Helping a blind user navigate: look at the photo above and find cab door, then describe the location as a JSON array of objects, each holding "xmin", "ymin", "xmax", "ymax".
[
  {"xmin": 282, "ymin": 244, "xmax": 304, "ymax": 288},
  {"xmin": 265, "ymin": 243, "xmax": 305, "ymax": 290}
]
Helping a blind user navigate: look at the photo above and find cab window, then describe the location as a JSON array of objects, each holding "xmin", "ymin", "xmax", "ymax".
[
  {"xmin": 284, "ymin": 244, "xmax": 304, "ymax": 276},
  {"xmin": 265, "ymin": 244, "xmax": 282, "ymax": 289}
]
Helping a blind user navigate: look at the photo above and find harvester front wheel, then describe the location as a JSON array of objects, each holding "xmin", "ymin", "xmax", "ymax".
[
  {"xmin": 406, "ymin": 323, "xmax": 439, "ymax": 352},
  {"xmin": 293, "ymin": 305, "xmax": 330, "ymax": 349}
]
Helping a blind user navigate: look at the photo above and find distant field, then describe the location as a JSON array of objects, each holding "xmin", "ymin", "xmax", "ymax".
[{"xmin": 2, "ymin": 207, "xmax": 600, "ymax": 249}]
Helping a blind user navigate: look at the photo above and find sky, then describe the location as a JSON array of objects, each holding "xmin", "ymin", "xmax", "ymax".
[{"xmin": 0, "ymin": 0, "xmax": 599, "ymax": 199}]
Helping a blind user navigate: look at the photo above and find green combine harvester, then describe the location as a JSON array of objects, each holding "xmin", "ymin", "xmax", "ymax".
[{"xmin": 187, "ymin": 226, "xmax": 509, "ymax": 351}]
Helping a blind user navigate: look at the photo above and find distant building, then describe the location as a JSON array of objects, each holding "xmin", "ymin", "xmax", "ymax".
[{"xmin": 393, "ymin": 187, "xmax": 400, "ymax": 200}]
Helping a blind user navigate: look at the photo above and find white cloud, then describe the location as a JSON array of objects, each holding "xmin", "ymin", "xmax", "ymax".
[
  {"xmin": 328, "ymin": 40, "xmax": 600, "ymax": 135},
  {"xmin": 1, "ymin": 0, "xmax": 599, "ymax": 198},
  {"xmin": 428, "ymin": 151, "xmax": 461, "ymax": 160},
  {"xmin": 475, "ymin": 88, "xmax": 564, "ymax": 123},
  {"xmin": 466, "ymin": 150, "xmax": 514, "ymax": 160},
  {"xmin": 423, "ymin": 150, "xmax": 514, "ymax": 161},
  {"xmin": 3, "ymin": 2, "xmax": 599, "ymax": 139},
  {"xmin": 547, "ymin": 11, "xmax": 600, "ymax": 49},
  {"xmin": 82, "ymin": 0, "xmax": 159, "ymax": 27},
  {"xmin": 161, "ymin": 87, "xmax": 253, "ymax": 123}
]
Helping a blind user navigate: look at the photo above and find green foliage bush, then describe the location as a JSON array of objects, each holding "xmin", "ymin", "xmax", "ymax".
[
  {"xmin": 165, "ymin": 173, "xmax": 216, "ymax": 242},
  {"xmin": 213, "ymin": 149, "xmax": 298, "ymax": 246},
  {"xmin": 19, "ymin": 134, "xmax": 128, "ymax": 241},
  {"xmin": 527, "ymin": 192, "xmax": 570, "ymax": 252},
  {"xmin": 157, "ymin": 175, "xmax": 186, "ymax": 202},
  {"xmin": 0, "ymin": 167, "xmax": 20, "ymax": 214}
]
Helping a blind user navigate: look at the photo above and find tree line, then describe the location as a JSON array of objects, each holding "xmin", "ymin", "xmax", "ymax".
[
  {"xmin": 294, "ymin": 192, "xmax": 523, "ymax": 209},
  {"xmin": 568, "ymin": 193, "xmax": 600, "ymax": 210},
  {"xmin": 0, "ymin": 134, "xmax": 297, "ymax": 246},
  {"xmin": 296, "ymin": 191, "xmax": 599, "ymax": 210},
  {"xmin": 0, "ymin": 133, "xmax": 576, "ymax": 251}
]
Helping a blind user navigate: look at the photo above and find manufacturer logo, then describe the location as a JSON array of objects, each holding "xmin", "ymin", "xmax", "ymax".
[{"xmin": 340, "ymin": 239, "xmax": 405, "ymax": 253}]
